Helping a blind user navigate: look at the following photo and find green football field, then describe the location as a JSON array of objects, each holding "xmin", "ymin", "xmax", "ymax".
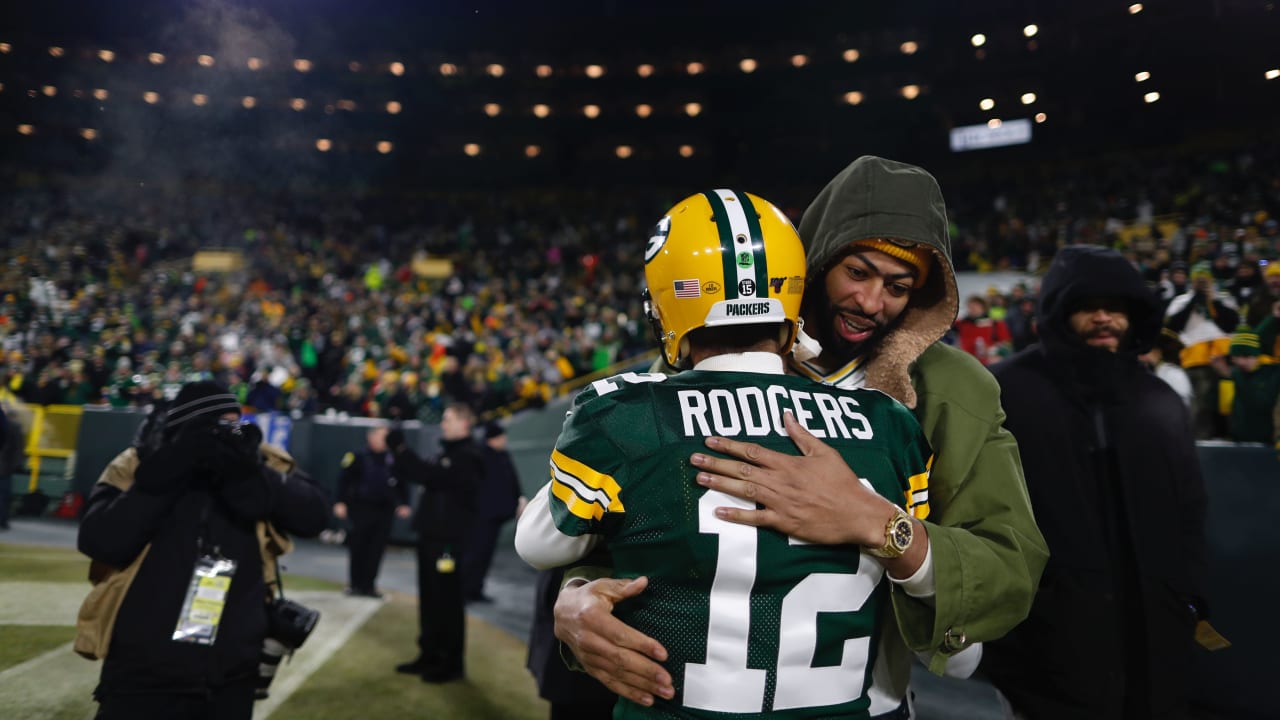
[{"xmin": 0, "ymin": 543, "xmax": 549, "ymax": 720}]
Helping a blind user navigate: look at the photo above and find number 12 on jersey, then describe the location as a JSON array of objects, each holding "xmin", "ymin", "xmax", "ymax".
[{"xmin": 684, "ymin": 490, "xmax": 883, "ymax": 714}]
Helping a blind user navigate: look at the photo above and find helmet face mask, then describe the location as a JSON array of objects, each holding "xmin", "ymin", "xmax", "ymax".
[{"xmin": 643, "ymin": 190, "xmax": 807, "ymax": 367}]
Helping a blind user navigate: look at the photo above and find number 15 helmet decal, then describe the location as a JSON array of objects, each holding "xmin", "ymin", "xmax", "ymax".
[{"xmin": 643, "ymin": 190, "xmax": 807, "ymax": 367}]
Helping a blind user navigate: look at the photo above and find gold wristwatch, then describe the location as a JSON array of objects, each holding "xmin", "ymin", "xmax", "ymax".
[{"xmin": 865, "ymin": 506, "xmax": 914, "ymax": 559}]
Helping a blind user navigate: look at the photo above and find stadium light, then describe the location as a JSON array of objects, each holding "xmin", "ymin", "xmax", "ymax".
[
  {"xmin": 525, "ymin": 145, "xmax": 541, "ymax": 158},
  {"xmin": 247, "ymin": 57, "xmax": 263, "ymax": 71},
  {"xmin": 679, "ymin": 145, "xmax": 695, "ymax": 157},
  {"xmin": 900, "ymin": 41, "xmax": 919, "ymax": 55},
  {"xmin": 42, "ymin": 85, "xmax": 56, "ymax": 97},
  {"xmin": 843, "ymin": 49, "xmax": 860, "ymax": 62},
  {"xmin": 971, "ymin": 34, "xmax": 986, "ymax": 47},
  {"xmin": 635, "ymin": 103, "xmax": 652, "ymax": 118},
  {"xmin": 149, "ymin": 53, "xmax": 165, "ymax": 65},
  {"xmin": 49, "ymin": 46, "xmax": 65, "ymax": 58},
  {"xmin": 901, "ymin": 85, "xmax": 921, "ymax": 100},
  {"xmin": 464, "ymin": 143, "xmax": 481, "ymax": 157},
  {"xmin": 386, "ymin": 101, "xmax": 402, "ymax": 114},
  {"xmin": 98, "ymin": 49, "xmax": 115, "ymax": 62},
  {"xmin": 290, "ymin": 98, "xmax": 307, "ymax": 111},
  {"xmin": 536, "ymin": 64, "xmax": 553, "ymax": 78},
  {"xmin": 18, "ymin": 124, "xmax": 34, "ymax": 135},
  {"xmin": 583, "ymin": 104, "xmax": 601, "ymax": 119},
  {"xmin": 143, "ymin": 91, "xmax": 160, "ymax": 104},
  {"xmin": 684, "ymin": 102, "xmax": 702, "ymax": 117},
  {"xmin": 1267, "ymin": 69, "xmax": 1280, "ymax": 80},
  {"xmin": 93, "ymin": 88, "xmax": 109, "ymax": 101},
  {"xmin": 790, "ymin": 54, "xmax": 809, "ymax": 67},
  {"xmin": 1144, "ymin": 91, "xmax": 1160, "ymax": 103},
  {"xmin": 533, "ymin": 104, "xmax": 550, "ymax": 118},
  {"xmin": 337, "ymin": 99, "xmax": 356, "ymax": 111},
  {"xmin": 242, "ymin": 96, "xmax": 256, "ymax": 109},
  {"xmin": 485, "ymin": 103, "xmax": 502, "ymax": 117},
  {"xmin": 979, "ymin": 98, "xmax": 995, "ymax": 110},
  {"xmin": 294, "ymin": 59, "xmax": 312, "ymax": 72},
  {"xmin": 1035, "ymin": 112, "xmax": 1047, "ymax": 123},
  {"xmin": 843, "ymin": 91, "xmax": 864, "ymax": 105},
  {"xmin": 636, "ymin": 64, "xmax": 654, "ymax": 77},
  {"xmin": 377, "ymin": 141, "xmax": 392, "ymax": 154},
  {"xmin": 739, "ymin": 58, "xmax": 757, "ymax": 73},
  {"xmin": 487, "ymin": 63, "xmax": 505, "ymax": 77},
  {"xmin": 615, "ymin": 145, "xmax": 632, "ymax": 159},
  {"xmin": 0, "ymin": 43, "xmax": 11, "ymax": 54},
  {"xmin": 80, "ymin": 128, "xmax": 97, "ymax": 140},
  {"xmin": 1129, "ymin": 4, "xmax": 1143, "ymax": 14},
  {"xmin": 586, "ymin": 64, "xmax": 606, "ymax": 78},
  {"xmin": 192, "ymin": 93, "xmax": 208, "ymax": 106},
  {"xmin": 439, "ymin": 63, "xmax": 458, "ymax": 76},
  {"xmin": 1135, "ymin": 71, "xmax": 1151, "ymax": 82},
  {"xmin": 197, "ymin": 54, "xmax": 214, "ymax": 67},
  {"xmin": 1023, "ymin": 25, "xmax": 1039, "ymax": 38},
  {"xmin": 686, "ymin": 62, "xmax": 705, "ymax": 76},
  {"xmin": 390, "ymin": 62, "xmax": 405, "ymax": 76},
  {"xmin": 987, "ymin": 118, "xmax": 1003, "ymax": 129},
  {"xmin": 1021, "ymin": 92, "xmax": 1037, "ymax": 104},
  {"xmin": 316, "ymin": 139, "xmax": 332, "ymax": 152},
  {"xmin": 349, "ymin": 61, "xmax": 362, "ymax": 72}
]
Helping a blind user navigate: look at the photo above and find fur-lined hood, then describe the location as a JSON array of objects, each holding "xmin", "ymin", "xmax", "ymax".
[{"xmin": 798, "ymin": 155, "xmax": 960, "ymax": 407}]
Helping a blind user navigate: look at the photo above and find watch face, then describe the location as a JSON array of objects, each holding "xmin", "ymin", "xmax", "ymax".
[{"xmin": 891, "ymin": 518, "xmax": 913, "ymax": 549}]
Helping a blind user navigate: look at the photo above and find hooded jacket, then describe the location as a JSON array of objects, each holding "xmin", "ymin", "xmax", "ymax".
[
  {"xmin": 986, "ymin": 245, "xmax": 1207, "ymax": 719},
  {"xmin": 794, "ymin": 156, "xmax": 1047, "ymax": 697}
]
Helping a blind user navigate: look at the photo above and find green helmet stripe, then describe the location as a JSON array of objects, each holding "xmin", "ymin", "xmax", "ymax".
[
  {"xmin": 702, "ymin": 190, "xmax": 739, "ymax": 300},
  {"xmin": 736, "ymin": 191, "xmax": 770, "ymax": 296}
]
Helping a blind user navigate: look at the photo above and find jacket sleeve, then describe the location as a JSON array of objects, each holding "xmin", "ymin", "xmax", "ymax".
[
  {"xmin": 900, "ymin": 354, "xmax": 1049, "ymax": 674},
  {"xmin": 267, "ymin": 466, "xmax": 330, "ymax": 539},
  {"xmin": 78, "ymin": 480, "xmax": 179, "ymax": 568}
]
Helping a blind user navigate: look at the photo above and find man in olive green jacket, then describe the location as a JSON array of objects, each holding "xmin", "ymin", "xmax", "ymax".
[{"xmin": 554, "ymin": 157, "xmax": 1048, "ymax": 717}]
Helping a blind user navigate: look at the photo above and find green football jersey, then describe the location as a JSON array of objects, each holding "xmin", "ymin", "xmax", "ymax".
[{"xmin": 548, "ymin": 369, "xmax": 933, "ymax": 720}]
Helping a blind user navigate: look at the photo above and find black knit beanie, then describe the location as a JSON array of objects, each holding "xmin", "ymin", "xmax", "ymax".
[{"xmin": 165, "ymin": 381, "xmax": 241, "ymax": 438}]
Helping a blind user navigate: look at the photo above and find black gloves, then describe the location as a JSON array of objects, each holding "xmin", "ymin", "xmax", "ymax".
[{"xmin": 133, "ymin": 433, "xmax": 214, "ymax": 495}]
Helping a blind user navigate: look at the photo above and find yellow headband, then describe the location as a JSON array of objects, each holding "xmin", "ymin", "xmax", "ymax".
[{"xmin": 852, "ymin": 239, "xmax": 932, "ymax": 288}]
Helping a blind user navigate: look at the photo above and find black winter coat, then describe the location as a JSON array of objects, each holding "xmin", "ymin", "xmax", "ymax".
[
  {"xmin": 393, "ymin": 437, "xmax": 481, "ymax": 543},
  {"xmin": 78, "ymin": 441, "xmax": 329, "ymax": 698},
  {"xmin": 984, "ymin": 246, "xmax": 1208, "ymax": 720}
]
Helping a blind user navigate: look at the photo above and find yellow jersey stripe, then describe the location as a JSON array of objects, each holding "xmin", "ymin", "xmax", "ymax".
[
  {"xmin": 549, "ymin": 449, "xmax": 625, "ymax": 520},
  {"xmin": 904, "ymin": 455, "xmax": 932, "ymax": 520}
]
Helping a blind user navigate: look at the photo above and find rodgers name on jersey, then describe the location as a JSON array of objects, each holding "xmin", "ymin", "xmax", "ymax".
[{"xmin": 544, "ymin": 369, "xmax": 933, "ymax": 719}]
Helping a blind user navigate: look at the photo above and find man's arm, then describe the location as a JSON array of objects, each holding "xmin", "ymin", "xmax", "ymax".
[{"xmin": 513, "ymin": 481, "xmax": 601, "ymax": 569}]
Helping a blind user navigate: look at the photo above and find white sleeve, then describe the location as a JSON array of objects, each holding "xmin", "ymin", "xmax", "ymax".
[{"xmin": 513, "ymin": 481, "xmax": 602, "ymax": 570}]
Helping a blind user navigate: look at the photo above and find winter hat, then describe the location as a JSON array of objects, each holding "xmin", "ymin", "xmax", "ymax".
[
  {"xmin": 483, "ymin": 420, "xmax": 507, "ymax": 440},
  {"xmin": 850, "ymin": 239, "xmax": 932, "ymax": 287},
  {"xmin": 1190, "ymin": 261, "xmax": 1214, "ymax": 281},
  {"xmin": 166, "ymin": 381, "xmax": 241, "ymax": 431},
  {"xmin": 1264, "ymin": 261, "xmax": 1280, "ymax": 278},
  {"xmin": 1229, "ymin": 326, "xmax": 1261, "ymax": 357}
]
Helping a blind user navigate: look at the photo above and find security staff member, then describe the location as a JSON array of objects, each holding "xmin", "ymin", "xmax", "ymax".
[
  {"xmin": 390, "ymin": 403, "xmax": 482, "ymax": 683},
  {"xmin": 333, "ymin": 426, "xmax": 410, "ymax": 598}
]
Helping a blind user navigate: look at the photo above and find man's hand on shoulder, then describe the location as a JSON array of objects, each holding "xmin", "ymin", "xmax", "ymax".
[{"xmin": 690, "ymin": 411, "xmax": 896, "ymax": 547}]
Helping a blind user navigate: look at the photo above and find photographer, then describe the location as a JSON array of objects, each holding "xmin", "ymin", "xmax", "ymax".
[{"xmin": 78, "ymin": 381, "xmax": 328, "ymax": 719}]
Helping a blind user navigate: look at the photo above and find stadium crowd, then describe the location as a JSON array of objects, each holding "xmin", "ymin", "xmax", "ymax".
[{"xmin": 2, "ymin": 140, "xmax": 1279, "ymax": 434}]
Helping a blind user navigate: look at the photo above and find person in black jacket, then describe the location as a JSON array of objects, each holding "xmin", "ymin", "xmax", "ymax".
[
  {"xmin": 388, "ymin": 402, "xmax": 482, "ymax": 683},
  {"xmin": 78, "ymin": 381, "xmax": 329, "ymax": 720},
  {"xmin": 984, "ymin": 246, "xmax": 1208, "ymax": 720},
  {"xmin": 463, "ymin": 420, "xmax": 527, "ymax": 603},
  {"xmin": 333, "ymin": 425, "xmax": 411, "ymax": 598}
]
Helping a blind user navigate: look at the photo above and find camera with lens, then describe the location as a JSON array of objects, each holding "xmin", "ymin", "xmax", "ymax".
[{"xmin": 255, "ymin": 597, "xmax": 320, "ymax": 700}]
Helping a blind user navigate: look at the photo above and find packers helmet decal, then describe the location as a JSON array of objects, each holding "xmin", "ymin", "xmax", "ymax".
[
  {"xmin": 645, "ymin": 215, "xmax": 672, "ymax": 264},
  {"xmin": 643, "ymin": 189, "xmax": 806, "ymax": 366}
]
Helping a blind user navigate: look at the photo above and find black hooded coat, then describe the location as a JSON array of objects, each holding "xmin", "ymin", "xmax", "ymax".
[{"xmin": 983, "ymin": 246, "xmax": 1207, "ymax": 720}]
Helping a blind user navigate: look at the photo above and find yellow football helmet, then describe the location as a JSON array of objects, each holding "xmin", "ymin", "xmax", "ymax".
[{"xmin": 643, "ymin": 189, "xmax": 807, "ymax": 366}]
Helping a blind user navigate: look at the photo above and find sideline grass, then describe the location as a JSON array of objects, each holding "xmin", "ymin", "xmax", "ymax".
[
  {"xmin": 2, "ymin": 544, "xmax": 549, "ymax": 719},
  {"xmin": 271, "ymin": 593, "xmax": 549, "ymax": 720},
  {"xmin": 0, "ymin": 625, "xmax": 76, "ymax": 672}
]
